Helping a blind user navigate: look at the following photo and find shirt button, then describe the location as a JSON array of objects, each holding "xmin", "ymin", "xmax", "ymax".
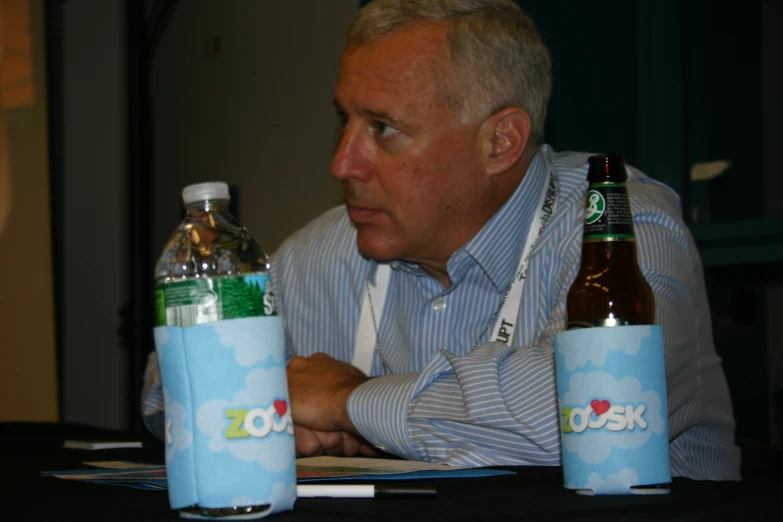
[{"xmin": 432, "ymin": 298, "xmax": 446, "ymax": 312}]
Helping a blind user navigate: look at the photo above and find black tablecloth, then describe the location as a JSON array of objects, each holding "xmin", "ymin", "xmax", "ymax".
[{"xmin": 1, "ymin": 422, "xmax": 781, "ymax": 521}]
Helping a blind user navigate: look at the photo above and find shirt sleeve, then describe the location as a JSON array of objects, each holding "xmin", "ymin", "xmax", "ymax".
[
  {"xmin": 347, "ymin": 220, "xmax": 578, "ymax": 466},
  {"xmin": 141, "ymin": 351, "xmax": 165, "ymax": 440},
  {"xmin": 349, "ymin": 181, "xmax": 740, "ymax": 479},
  {"xmin": 347, "ymin": 305, "xmax": 568, "ymax": 467}
]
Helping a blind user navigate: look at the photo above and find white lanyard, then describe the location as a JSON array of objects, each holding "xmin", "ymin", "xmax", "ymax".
[{"xmin": 352, "ymin": 150, "xmax": 558, "ymax": 375}]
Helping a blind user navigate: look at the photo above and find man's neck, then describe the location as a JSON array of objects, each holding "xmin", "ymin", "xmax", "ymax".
[
  {"xmin": 410, "ymin": 151, "xmax": 536, "ymax": 289},
  {"xmin": 420, "ymin": 263, "xmax": 453, "ymax": 288}
]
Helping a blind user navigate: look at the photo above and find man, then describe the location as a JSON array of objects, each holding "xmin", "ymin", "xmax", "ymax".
[
  {"xmin": 144, "ymin": 0, "xmax": 740, "ymax": 480},
  {"xmin": 276, "ymin": 0, "xmax": 739, "ymax": 479}
]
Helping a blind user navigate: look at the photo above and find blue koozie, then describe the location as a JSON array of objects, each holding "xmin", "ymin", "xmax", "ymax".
[
  {"xmin": 554, "ymin": 325, "xmax": 671, "ymax": 495},
  {"xmin": 154, "ymin": 315, "xmax": 296, "ymax": 517}
]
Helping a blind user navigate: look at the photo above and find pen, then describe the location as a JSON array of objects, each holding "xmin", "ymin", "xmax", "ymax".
[{"xmin": 296, "ymin": 484, "xmax": 437, "ymax": 499}]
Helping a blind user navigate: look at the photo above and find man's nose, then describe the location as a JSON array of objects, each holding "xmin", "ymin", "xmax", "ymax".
[{"xmin": 330, "ymin": 126, "xmax": 372, "ymax": 182}]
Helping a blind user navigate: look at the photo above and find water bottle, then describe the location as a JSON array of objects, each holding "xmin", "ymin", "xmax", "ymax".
[
  {"xmin": 154, "ymin": 182, "xmax": 295, "ymax": 519},
  {"xmin": 155, "ymin": 182, "xmax": 274, "ymax": 325}
]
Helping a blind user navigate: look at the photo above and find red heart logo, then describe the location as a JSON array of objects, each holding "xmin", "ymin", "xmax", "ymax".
[
  {"xmin": 591, "ymin": 399, "xmax": 611, "ymax": 416},
  {"xmin": 274, "ymin": 399, "xmax": 288, "ymax": 417}
]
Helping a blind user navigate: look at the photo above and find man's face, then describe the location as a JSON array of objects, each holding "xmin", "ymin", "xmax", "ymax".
[{"xmin": 331, "ymin": 24, "xmax": 492, "ymax": 271}]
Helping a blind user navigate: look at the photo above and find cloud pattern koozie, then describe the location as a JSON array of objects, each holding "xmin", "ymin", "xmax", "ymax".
[{"xmin": 155, "ymin": 315, "xmax": 296, "ymax": 516}]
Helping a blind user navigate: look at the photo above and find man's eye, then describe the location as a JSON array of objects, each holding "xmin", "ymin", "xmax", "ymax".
[{"xmin": 376, "ymin": 122, "xmax": 398, "ymax": 138}]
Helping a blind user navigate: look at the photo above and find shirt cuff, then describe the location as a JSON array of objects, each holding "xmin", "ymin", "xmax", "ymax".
[{"xmin": 347, "ymin": 373, "xmax": 420, "ymax": 460}]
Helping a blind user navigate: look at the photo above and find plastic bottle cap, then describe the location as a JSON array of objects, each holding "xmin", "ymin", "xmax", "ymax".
[{"xmin": 182, "ymin": 182, "xmax": 230, "ymax": 204}]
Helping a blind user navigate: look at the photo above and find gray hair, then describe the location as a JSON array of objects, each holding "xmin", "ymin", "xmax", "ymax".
[{"xmin": 347, "ymin": 0, "xmax": 552, "ymax": 149}]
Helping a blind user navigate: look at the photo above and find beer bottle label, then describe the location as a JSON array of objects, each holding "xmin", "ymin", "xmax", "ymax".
[
  {"xmin": 566, "ymin": 318, "xmax": 635, "ymax": 330},
  {"xmin": 583, "ymin": 183, "xmax": 634, "ymax": 242},
  {"xmin": 155, "ymin": 273, "xmax": 277, "ymax": 327}
]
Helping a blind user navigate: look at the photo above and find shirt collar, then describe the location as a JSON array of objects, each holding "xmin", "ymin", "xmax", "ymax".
[{"xmin": 453, "ymin": 146, "xmax": 550, "ymax": 292}]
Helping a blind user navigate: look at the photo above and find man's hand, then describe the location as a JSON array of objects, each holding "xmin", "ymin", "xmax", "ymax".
[
  {"xmin": 294, "ymin": 425, "xmax": 380, "ymax": 458},
  {"xmin": 287, "ymin": 352, "xmax": 369, "ymax": 436}
]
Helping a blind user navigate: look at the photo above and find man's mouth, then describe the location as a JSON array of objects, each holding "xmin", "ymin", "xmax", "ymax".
[{"xmin": 345, "ymin": 204, "xmax": 382, "ymax": 223}]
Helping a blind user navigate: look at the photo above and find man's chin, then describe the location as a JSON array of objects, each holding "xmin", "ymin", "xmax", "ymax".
[{"xmin": 355, "ymin": 235, "xmax": 399, "ymax": 263}]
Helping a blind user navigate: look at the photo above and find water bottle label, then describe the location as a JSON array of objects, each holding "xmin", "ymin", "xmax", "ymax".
[{"xmin": 156, "ymin": 274, "xmax": 276, "ymax": 327}]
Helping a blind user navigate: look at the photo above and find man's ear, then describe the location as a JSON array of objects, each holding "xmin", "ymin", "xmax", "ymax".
[{"xmin": 480, "ymin": 107, "xmax": 531, "ymax": 177}]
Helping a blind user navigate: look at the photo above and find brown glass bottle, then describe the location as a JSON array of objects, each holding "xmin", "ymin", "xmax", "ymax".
[
  {"xmin": 566, "ymin": 154, "xmax": 669, "ymax": 495},
  {"xmin": 566, "ymin": 154, "xmax": 655, "ymax": 329}
]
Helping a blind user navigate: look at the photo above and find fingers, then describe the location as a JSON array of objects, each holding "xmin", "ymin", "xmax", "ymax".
[
  {"xmin": 359, "ymin": 443, "xmax": 381, "ymax": 457},
  {"xmin": 315, "ymin": 430, "xmax": 346, "ymax": 456},
  {"xmin": 294, "ymin": 425, "xmax": 323, "ymax": 457},
  {"xmin": 294, "ymin": 426, "xmax": 347, "ymax": 457},
  {"xmin": 337, "ymin": 431, "xmax": 362, "ymax": 456},
  {"xmin": 293, "ymin": 425, "xmax": 380, "ymax": 458}
]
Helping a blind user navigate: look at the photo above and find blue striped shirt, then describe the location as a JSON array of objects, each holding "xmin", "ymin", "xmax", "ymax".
[
  {"xmin": 269, "ymin": 146, "xmax": 739, "ymax": 480},
  {"xmin": 142, "ymin": 146, "xmax": 740, "ymax": 480}
]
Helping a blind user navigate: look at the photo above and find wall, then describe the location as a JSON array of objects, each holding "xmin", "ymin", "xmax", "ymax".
[
  {"xmin": 0, "ymin": 0, "xmax": 58, "ymax": 422},
  {"xmin": 60, "ymin": 0, "xmax": 127, "ymax": 428},
  {"xmin": 150, "ymin": 1, "xmax": 357, "ymax": 256},
  {"xmin": 52, "ymin": 0, "xmax": 357, "ymax": 429}
]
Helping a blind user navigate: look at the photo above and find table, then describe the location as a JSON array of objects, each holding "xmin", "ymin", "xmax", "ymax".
[{"xmin": 1, "ymin": 422, "xmax": 780, "ymax": 521}]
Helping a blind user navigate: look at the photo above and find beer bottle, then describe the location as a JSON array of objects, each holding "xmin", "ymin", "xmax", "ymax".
[
  {"xmin": 566, "ymin": 154, "xmax": 655, "ymax": 329},
  {"xmin": 560, "ymin": 155, "xmax": 670, "ymax": 495}
]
